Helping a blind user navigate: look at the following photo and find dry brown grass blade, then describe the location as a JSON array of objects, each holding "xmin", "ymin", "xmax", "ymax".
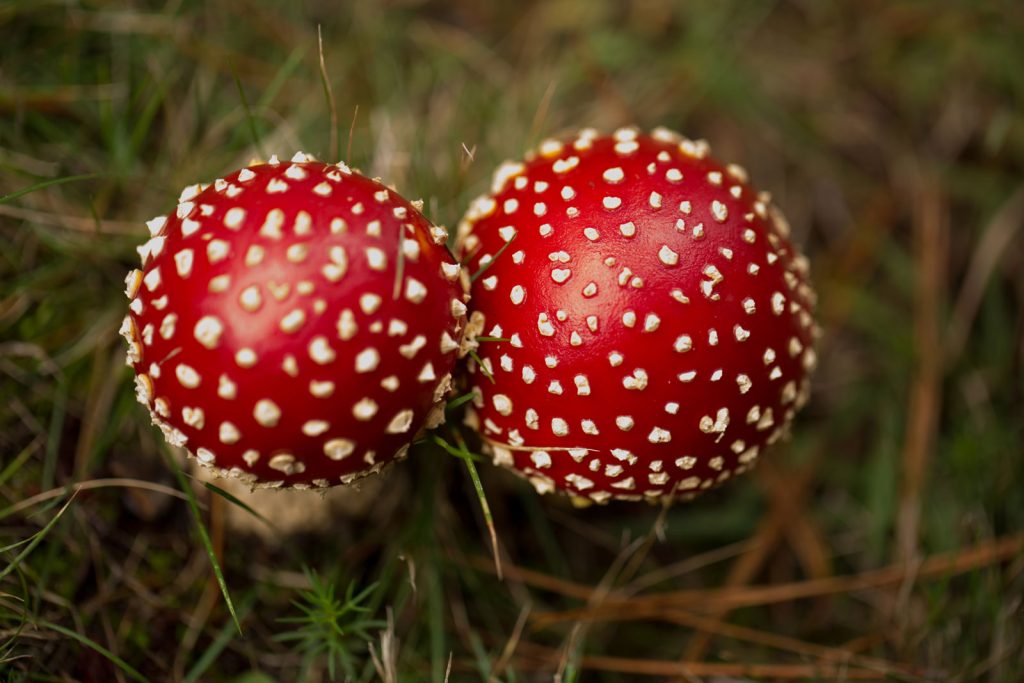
[
  {"xmin": 465, "ymin": 554, "xmax": 594, "ymax": 600},
  {"xmin": 619, "ymin": 499, "xmax": 673, "ymax": 581},
  {"xmin": 0, "ymin": 204, "xmax": 139, "ymax": 234},
  {"xmin": 946, "ymin": 183, "xmax": 1024, "ymax": 361},
  {"xmin": 2, "ymin": 478, "xmax": 196, "ymax": 519},
  {"xmin": 0, "ymin": 83, "xmax": 127, "ymax": 113},
  {"xmin": 64, "ymin": 7, "xmax": 181, "ymax": 36},
  {"xmin": 664, "ymin": 610, "xmax": 918, "ymax": 678},
  {"xmin": 467, "ymin": 537, "xmax": 751, "ymax": 604},
  {"xmin": 317, "ymin": 25, "xmax": 339, "ymax": 162},
  {"xmin": 73, "ymin": 346, "xmax": 122, "ymax": 479},
  {"xmin": 172, "ymin": 575, "xmax": 221, "ymax": 680},
  {"xmin": 488, "ymin": 603, "xmax": 530, "ymax": 682},
  {"xmin": 347, "ymin": 104, "xmax": 360, "ymax": 164},
  {"xmin": 896, "ymin": 170, "xmax": 948, "ymax": 569},
  {"xmin": 625, "ymin": 539, "xmax": 752, "ymax": 594},
  {"xmin": 785, "ymin": 513, "xmax": 833, "ymax": 582},
  {"xmin": 513, "ymin": 641, "xmax": 893, "ymax": 679},
  {"xmin": 531, "ymin": 602, "xmax": 921, "ymax": 679},
  {"xmin": 527, "ymin": 78, "xmax": 558, "ymax": 148},
  {"xmin": 555, "ymin": 526, "xmax": 661, "ymax": 679},
  {"xmin": 226, "ymin": 0, "xmax": 304, "ymax": 50},
  {"xmin": 680, "ymin": 450, "xmax": 825, "ymax": 663},
  {"xmin": 407, "ymin": 20, "xmax": 513, "ymax": 85},
  {"xmin": 678, "ymin": 514, "xmax": 781, "ymax": 662},
  {"xmin": 573, "ymin": 37, "xmax": 636, "ymax": 127},
  {"xmin": 171, "ymin": 32, "xmax": 273, "ymax": 80},
  {"xmin": 532, "ymin": 532, "xmax": 1024, "ymax": 626},
  {"xmin": 815, "ymin": 188, "xmax": 897, "ymax": 330}
]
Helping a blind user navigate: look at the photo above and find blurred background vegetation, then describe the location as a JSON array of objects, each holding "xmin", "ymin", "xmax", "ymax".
[{"xmin": 1, "ymin": 0, "xmax": 1023, "ymax": 680}]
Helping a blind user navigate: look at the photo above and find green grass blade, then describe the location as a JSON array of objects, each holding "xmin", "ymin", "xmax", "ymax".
[
  {"xmin": 0, "ymin": 173, "xmax": 98, "ymax": 204},
  {"xmin": 0, "ymin": 494, "xmax": 75, "ymax": 582},
  {"xmin": 425, "ymin": 565, "xmax": 446, "ymax": 683},
  {"xmin": 445, "ymin": 391, "xmax": 476, "ymax": 412},
  {"xmin": 42, "ymin": 377, "xmax": 67, "ymax": 491},
  {"xmin": 0, "ymin": 535, "xmax": 40, "ymax": 555},
  {"xmin": 170, "ymin": 460, "xmax": 242, "ymax": 635},
  {"xmin": 461, "ymin": 450, "xmax": 501, "ymax": 580},
  {"xmin": 469, "ymin": 231, "xmax": 516, "ymax": 283},
  {"xmin": 232, "ymin": 69, "xmax": 265, "ymax": 160},
  {"xmin": 451, "ymin": 429, "xmax": 502, "ymax": 580},
  {"xmin": 467, "ymin": 349, "xmax": 494, "ymax": 384},
  {"xmin": 0, "ymin": 438, "xmax": 40, "ymax": 487},
  {"xmin": 0, "ymin": 567, "xmax": 30, "ymax": 662},
  {"xmin": 129, "ymin": 70, "xmax": 174, "ymax": 157},
  {"xmin": 431, "ymin": 434, "xmax": 483, "ymax": 463},
  {"xmin": 257, "ymin": 46, "xmax": 307, "ymax": 110},
  {"xmin": 201, "ymin": 480, "xmax": 276, "ymax": 531},
  {"xmin": 38, "ymin": 620, "xmax": 149, "ymax": 683},
  {"xmin": 183, "ymin": 593, "xmax": 255, "ymax": 683}
]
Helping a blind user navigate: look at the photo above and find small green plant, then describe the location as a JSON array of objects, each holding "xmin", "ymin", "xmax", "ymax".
[{"xmin": 275, "ymin": 569, "xmax": 383, "ymax": 681}]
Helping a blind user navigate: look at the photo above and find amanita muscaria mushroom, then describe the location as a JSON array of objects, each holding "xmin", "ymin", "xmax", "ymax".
[
  {"xmin": 457, "ymin": 128, "xmax": 818, "ymax": 504},
  {"xmin": 121, "ymin": 152, "xmax": 466, "ymax": 489}
]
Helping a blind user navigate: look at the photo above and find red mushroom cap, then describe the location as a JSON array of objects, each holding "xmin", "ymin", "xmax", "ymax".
[
  {"xmin": 456, "ymin": 128, "xmax": 818, "ymax": 504},
  {"xmin": 122, "ymin": 152, "xmax": 467, "ymax": 489}
]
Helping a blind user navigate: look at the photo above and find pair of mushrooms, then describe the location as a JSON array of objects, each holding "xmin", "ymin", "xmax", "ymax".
[{"xmin": 122, "ymin": 128, "xmax": 818, "ymax": 505}]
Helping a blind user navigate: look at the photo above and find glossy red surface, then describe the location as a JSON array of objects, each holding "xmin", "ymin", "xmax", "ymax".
[
  {"xmin": 457, "ymin": 129, "xmax": 817, "ymax": 503},
  {"xmin": 123, "ymin": 156, "xmax": 466, "ymax": 488}
]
